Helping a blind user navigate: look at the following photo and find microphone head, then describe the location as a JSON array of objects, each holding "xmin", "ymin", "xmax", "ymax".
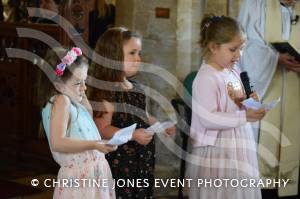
[{"xmin": 240, "ymin": 71, "xmax": 249, "ymax": 81}]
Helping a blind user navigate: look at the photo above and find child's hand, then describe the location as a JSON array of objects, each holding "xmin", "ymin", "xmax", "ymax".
[
  {"xmin": 249, "ymin": 91, "xmax": 260, "ymax": 102},
  {"xmin": 132, "ymin": 128, "xmax": 153, "ymax": 145},
  {"xmin": 94, "ymin": 141, "xmax": 117, "ymax": 154},
  {"xmin": 246, "ymin": 108, "xmax": 266, "ymax": 122},
  {"xmin": 164, "ymin": 126, "xmax": 176, "ymax": 136}
]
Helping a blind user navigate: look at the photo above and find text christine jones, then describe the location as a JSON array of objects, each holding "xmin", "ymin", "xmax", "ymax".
[{"xmin": 38, "ymin": 178, "xmax": 290, "ymax": 189}]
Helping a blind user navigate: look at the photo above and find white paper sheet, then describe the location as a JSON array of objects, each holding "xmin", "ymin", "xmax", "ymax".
[
  {"xmin": 107, "ymin": 123, "xmax": 137, "ymax": 145},
  {"xmin": 242, "ymin": 97, "xmax": 280, "ymax": 110},
  {"xmin": 145, "ymin": 121, "xmax": 176, "ymax": 134}
]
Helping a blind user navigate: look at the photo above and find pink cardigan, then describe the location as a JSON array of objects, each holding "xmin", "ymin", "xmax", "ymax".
[{"xmin": 191, "ymin": 63, "xmax": 247, "ymax": 147}]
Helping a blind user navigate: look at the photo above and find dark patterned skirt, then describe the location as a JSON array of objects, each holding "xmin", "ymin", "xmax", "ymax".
[{"xmin": 106, "ymin": 139, "xmax": 155, "ymax": 199}]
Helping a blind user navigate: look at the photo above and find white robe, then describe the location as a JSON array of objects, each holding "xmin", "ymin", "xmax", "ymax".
[
  {"xmin": 238, "ymin": 0, "xmax": 278, "ymax": 99},
  {"xmin": 238, "ymin": 0, "xmax": 300, "ymax": 197}
]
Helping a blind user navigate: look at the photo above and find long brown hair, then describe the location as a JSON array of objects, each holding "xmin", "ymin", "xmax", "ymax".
[{"xmin": 90, "ymin": 27, "xmax": 141, "ymax": 116}]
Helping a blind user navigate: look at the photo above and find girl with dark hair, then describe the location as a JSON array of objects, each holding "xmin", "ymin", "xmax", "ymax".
[{"xmin": 90, "ymin": 27, "xmax": 175, "ymax": 198}]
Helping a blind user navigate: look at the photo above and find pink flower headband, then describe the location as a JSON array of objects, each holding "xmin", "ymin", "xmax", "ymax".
[{"xmin": 55, "ymin": 47, "xmax": 82, "ymax": 76}]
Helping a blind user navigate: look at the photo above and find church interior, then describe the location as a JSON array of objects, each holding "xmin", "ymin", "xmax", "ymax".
[{"xmin": 0, "ymin": 0, "xmax": 299, "ymax": 199}]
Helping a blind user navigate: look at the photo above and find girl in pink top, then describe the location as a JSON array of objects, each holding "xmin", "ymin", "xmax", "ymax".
[{"xmin": 187, "ymin": 15, "xmax": 266, "ymax": 199}]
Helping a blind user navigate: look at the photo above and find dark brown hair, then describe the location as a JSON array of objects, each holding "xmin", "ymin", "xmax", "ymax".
[
  {"xmin": 199, "ymin": 14, "xmax": 245, "ymax": 58},
  {"xmin": 90, "ymin": 27, "xmax": 141, "ymax": 102},
  {"xmin": 38, "ymin": 47, "xmax": 88, "ymax": 108}
]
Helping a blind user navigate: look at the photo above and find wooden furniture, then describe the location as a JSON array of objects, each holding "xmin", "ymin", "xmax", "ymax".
[
  {"xmin": 0, "ymin": 0, "xmax": 93, "ymax": 174},
  {"xmin": 0, "ymin": 22, "xmax": 65, "ymax": 173},
  {"xmin": 0, "ymin": 179, "xmax": 42, "ymax": 199}
]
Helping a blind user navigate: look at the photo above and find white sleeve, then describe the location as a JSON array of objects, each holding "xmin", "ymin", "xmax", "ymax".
[
  {"xmin": 239, "ymin": 41, "xmax": 278, "ymax": 98},
  {"xmin": 238, "ymin": 0, "xmax": 252, "ymax": 29},
  {"xmin": 237, "ymin": 0, "xmax": 279, "ymax": 98}
]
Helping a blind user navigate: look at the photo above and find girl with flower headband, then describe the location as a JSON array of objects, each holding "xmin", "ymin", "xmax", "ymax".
[
  {"xmin": 40, "ymin": 47, "xmax": 116, "ymax": 198},
  {"xmin": 186, "ymin": 15, "xmax": 266, "ymax": 198}
]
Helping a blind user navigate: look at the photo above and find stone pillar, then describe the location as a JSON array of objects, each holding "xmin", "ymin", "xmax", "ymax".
[
  {"xmin": 202, "ymin": 0, "xmax": 242, "ymax": 18},
  {"xmin": 228, "ymin": 0, "xmax": 243, "ymax": 17},
  {"xmin": 204, "ymin": 0, "xmax": 228, "ymax": 16},
  {"xmin": 176, "ymin": 0, "xmax": 203, "ymax": 93},
  {"xmin": 191, "ymin": 0, "xmax": 205, "ymax": 71},
  {"xmin": 176, "ymin": 0, "xmax": 193, "ymax": 80}
]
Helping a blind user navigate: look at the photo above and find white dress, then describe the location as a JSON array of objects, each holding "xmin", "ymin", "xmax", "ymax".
[{"xmin": 42, "ymin": 97, "xmax": 116, "ymax": 199}]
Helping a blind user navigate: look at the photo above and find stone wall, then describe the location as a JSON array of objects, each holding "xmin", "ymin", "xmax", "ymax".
[{"xmin": 203, "ymin": 0, "xmax": 242, "ymax": 17}]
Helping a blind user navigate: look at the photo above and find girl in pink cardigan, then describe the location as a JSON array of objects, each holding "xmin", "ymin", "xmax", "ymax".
[{"xmin": 187, "ymin": 15, "xmax": 266, "ymax": 199}]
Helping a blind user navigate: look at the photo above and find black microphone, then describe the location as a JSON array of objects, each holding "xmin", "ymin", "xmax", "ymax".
[{"xmin": 240, "ymin": 71, "xmax": 253, "ymax": 98}]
